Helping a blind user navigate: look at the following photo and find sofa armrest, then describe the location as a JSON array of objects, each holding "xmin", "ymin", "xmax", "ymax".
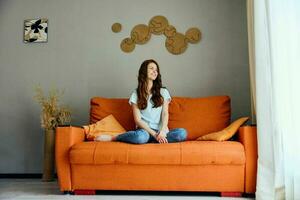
[
  {"xmin": 237, "ymin": 125, "xmax": 257, "ymax": 194},
  {"xmin": 55, "ymin": 126, "xmax": 85, "ymax": 192}
]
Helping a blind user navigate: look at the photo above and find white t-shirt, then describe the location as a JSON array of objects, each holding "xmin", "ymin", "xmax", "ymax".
[{"xmin": 129, "ymin": 88, "xmax": 171, "ymax": 130}]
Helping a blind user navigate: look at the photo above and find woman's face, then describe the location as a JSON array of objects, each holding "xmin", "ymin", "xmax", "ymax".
[{"xmin": 147, "ymin": 62, "xmax": 158, "ymax": 81}]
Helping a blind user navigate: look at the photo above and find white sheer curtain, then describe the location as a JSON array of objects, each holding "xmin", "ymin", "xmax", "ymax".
[
  {"xmin": 246, "ymin": 0, "xmax": 256, "ymax": 125},
  {"xmin": 254, "ymin": 0, "xmax": 300, "ymax": 199}
]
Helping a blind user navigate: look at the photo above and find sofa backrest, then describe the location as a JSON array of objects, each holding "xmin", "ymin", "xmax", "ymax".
[
  {"xmin": 90, "ymin": 95, "xmax": 230, "ymax": 140},
  {"xmin": 168, "ymin": 96, "xmax": 230, "ymax": 140}
]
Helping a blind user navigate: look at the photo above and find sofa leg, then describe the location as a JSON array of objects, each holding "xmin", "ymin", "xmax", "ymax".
[
  {"xmin": 220, "ymin": 192, "xmax": 242, "ymax": 197},
  {"xmin": 63, "ymin": 191, "xmax": 73, "ymax": 195},
  {"xmin": 74, "ymin": 190, "xmax": 96, "ymax": 195}
]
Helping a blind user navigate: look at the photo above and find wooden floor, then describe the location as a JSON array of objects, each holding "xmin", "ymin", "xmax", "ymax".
[{"xmin": 0, "ymin": 179, "xmax": 254, "ymax": 200}]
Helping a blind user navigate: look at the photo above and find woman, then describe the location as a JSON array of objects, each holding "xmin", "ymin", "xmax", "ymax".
[{"xmin": 97, "ymin": 59, "xmax": 187, "ymax": 144}]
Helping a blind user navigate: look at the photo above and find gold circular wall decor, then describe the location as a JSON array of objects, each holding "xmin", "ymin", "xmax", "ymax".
[
  {"xmin": 112, "ymin": 23, "xmax": 122, "ymax": 33},
  {"xmin": 130, "ymin": 24, "xmax": 151, "ymax": 44},
  {"xmin": 115, "ymin": 15, "xmax": 202, "ymax": 55},
  {"xmin": 165, "ymin": 33, "xmax": 188, "ymax": 55},
  {"xmin": 185, "ymin": 27, "xmax": 201, "ymax": 44},
  {"xmin": 120, "ymin": 37, "xmax": 135, "ymax": 53},
  {"xmin": 164, "ymin": 25, "xmax": 177, "ymax": 38},
  {"xmin": 149, "ymin": 15, "xmax": 169, "ymax": 35}
]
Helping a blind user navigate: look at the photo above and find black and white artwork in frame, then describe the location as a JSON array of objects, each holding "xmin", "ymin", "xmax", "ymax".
[{"xmin": 24, "ymin": 18, "xmax": 48, "ymax": 43}]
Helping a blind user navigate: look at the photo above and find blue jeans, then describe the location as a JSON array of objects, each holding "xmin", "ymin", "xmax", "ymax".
[{"xmin": 116, "ymin": 128, "xmax": 187, "ymax": 144}]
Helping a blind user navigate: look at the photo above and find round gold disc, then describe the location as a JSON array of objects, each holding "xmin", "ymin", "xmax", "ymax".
[
  {"xmin": 165, "ymin": 33, "xmax": 188, "ymax": 55},
  {"xmin": 112, "ymin": 23, "xmax": 122, "ymax": 33},
  {"xmin": 130, "ymin": 24, "xmax": 151, "ymax": 44},
  {"xmin": 149, "ymin": 15, "xmax": 169, "ymax": 35},
  {"xmin": 120, "ymin": 37, "xmax": 135, "ymax": 53},
  {"xmin": 185, "ymin": 27, "xmax": 201, "ymax": 44}
]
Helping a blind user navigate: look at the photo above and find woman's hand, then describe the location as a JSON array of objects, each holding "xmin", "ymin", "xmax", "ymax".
[
  {"xmin": 158, "ymin": 127, "xmax": 169, "ymax": 137},
  {"xmin": 155, "ymin": 127, "xmax": 169, "ymax": 143},
  {"xmin": 155, "ymin": 133, "xmax": 168, "ymax": 143}
]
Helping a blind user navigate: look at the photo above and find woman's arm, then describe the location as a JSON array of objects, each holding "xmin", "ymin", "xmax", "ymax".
[
  {"xmin": 158, "ymin": 99, "xmax": 170, "ymax": 137},
  {"xmin": 132, "ymin": 104, "xmax": 157, "ymax": 137}
]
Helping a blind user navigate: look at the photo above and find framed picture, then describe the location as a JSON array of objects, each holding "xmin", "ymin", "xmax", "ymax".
[{"xmin": 24, "ymin": 18, "xmax": 48, "ymax": 43}]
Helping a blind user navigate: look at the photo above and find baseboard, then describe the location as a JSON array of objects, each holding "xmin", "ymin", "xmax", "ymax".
[{"xmin": 0, "ymin": 173, "xmax": 57, "ymax": 178}]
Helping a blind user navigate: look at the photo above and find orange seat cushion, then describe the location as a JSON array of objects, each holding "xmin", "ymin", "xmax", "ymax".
[
  {"xmin": 70, "ymin": 141, "xmax": 245, "ymax": 165},
  {"xmin": 168, "ymin": 96, "xmax": 231, "ymax": 140},
  {"xmin": 181, "ymin": 141, "xmax": 245, "ymax": 165}
]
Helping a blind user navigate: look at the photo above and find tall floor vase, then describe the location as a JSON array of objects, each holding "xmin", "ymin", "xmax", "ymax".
[{"xmin": 42, "ymin": 129, "xmax": 55, "ymax": 181}]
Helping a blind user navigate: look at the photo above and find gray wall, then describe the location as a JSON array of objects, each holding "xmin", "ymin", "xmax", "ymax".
[{"xmin": 0, "ymin": 0, "xmax": 250, "ymax": 173}]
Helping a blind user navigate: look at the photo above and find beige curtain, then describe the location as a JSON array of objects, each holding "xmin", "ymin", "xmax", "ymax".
[{"xmin": 246, "ymin": 0, "xmax": 256, "ymax": 124}]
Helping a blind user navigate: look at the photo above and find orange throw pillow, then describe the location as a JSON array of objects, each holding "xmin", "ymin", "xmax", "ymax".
[
  {"xmin": 196, "ymin": 117, "xmax": 249, "ymax": 141},
  {"xmin": 83, "ymin": 114, "xmax": 126, "ymax": 141}
]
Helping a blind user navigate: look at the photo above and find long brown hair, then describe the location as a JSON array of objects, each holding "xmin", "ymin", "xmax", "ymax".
[{"xmin": 137, "ymin": 59, "xmax": 164, "ymax": 110}]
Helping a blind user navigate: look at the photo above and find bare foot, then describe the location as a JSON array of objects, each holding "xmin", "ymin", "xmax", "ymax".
[{"xmin": 111, "ymin": 135, "xmax": 118, "ymax": 141}]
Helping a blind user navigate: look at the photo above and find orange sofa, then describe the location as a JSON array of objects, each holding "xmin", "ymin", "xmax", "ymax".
[{"xmin": 55, "ymin": 96, "xmax": 257, "ymax": 196}]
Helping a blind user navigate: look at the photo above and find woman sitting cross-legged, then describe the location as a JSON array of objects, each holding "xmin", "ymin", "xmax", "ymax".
[{"xmin": 96, "ymin": 59, "xmax": 187, "ymax": 144}]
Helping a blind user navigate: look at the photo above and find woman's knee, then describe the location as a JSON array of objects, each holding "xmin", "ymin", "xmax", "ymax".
[
  {"xmin": 133, "ymin": 129, "xmax": 150, "ymax": 144},
  {"xmin": 170, "ymin": 128, "xmax": 187, "ymax": 141}
]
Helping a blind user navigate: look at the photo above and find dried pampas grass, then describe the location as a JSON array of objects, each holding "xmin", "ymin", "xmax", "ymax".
[{"xmin": 34, "ymin": 86, "xmax": 71, "ymax": 130}]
